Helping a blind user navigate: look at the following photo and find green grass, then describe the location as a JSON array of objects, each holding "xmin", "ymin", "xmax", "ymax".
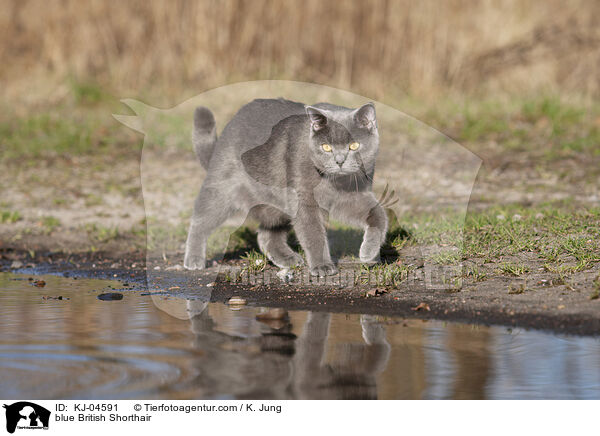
[
  {"xmin": 420, "ymin": 95, "xmax": 600, "ymax": 161},
  {"xmin": 0, "ymin": 105, "xmax": 139, "ymax": 161},
  {"xmin": 379, "ymin": 202, "xmax": 600, "ymax": 283},
  {"xmin": 84, "ymin": 194, "xmax": 104, "ymax": 207},
  {"xmin": 461, "ymin": 204, "xmax": 600, "ymax": 266},
  {"xmin": 508, "ymin": 282, "xmax": 528, "ymax": 294},
  {"xmin": 83, "ymin": 223, "xmax": 120, "ymax": 243},
  {"xmin": 0, "ymin": 210, "xmax": 22, "ymax": 223},
  {"xmin": 240, "ymin": 250, "xmax": 267, "ymax": 274},
  {"xmin": 465, "ymin": 265, "xmax": 486, "ymax": 282},
  {"xmin": 0, "ymin": 115, "xmax": 95, "ymax": 159},
  {"xmin": 544, "ymin": 262, "xmax": 588, "ymax": 275},
  {"xmin": 430, "ymin": 250, "xmax": 462, "ymax": 265},
  {"xmin": 497, "ymin": 262, "xmax": 530, "ymax": 277},
  {"xmin": 355, "ymin": 262, "xmax": 414, "ymax": 288},
  {"xmin": 460, "ymin": 109, "xmax": 509, "ymax": 142},
  {"xmin": 40, "ymin": 216, "xmax": 61, "ymax": 234},
  {"xmin": 69, "ymin": 79, "xmax": 109, "ymax": 105},
  {"xmin": 4, "ymin": 92, "xmax": 598, "ymax": 161}
]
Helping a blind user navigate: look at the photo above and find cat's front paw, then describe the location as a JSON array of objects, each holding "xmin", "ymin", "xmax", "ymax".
[
  {"xmin": 360, "ymin": 228, "xmax": 383, "ymax": 263},
  {"xmin": 183, "ymin": 253, "xmax": 206, "ymax": 270},
  {"xmin": 309, "ymin": 263, "xmax": 338, "ymax": 277}
]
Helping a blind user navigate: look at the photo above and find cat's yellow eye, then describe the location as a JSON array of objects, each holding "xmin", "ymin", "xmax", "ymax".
[
  {"xmin": 349, "ymin": 142, "xmax": 360, "ymax": 151},
  {"xmin": 322, "ymin": 143, "xmax": 332, "ymax": 152}
]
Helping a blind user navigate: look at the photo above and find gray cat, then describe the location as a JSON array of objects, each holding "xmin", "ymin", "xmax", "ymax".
[{"xmin": 184, "ymin": 98, "xmax": 388, "ymax": 276}]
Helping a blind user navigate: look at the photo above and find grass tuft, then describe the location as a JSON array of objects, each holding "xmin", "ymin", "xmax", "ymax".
[
  {"xmin": 38, "ymin": 216, "xmax": 61, "ymax": 234},
  {"xmin": 0, "ymin": 210, "xmax": 22, "ymax": 223},
  {"xmin": 240, "ymin": 250, "xmax": 268, "ymax": 274},
  {"xmin": 498, "ymin": 262, "xmax": 530, "ymax": 277}
]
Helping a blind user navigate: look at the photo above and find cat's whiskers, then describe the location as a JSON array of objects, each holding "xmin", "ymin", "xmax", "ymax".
[{"xmin": 355, "ymin": 170, "xmax": 370, "ymax": 188}]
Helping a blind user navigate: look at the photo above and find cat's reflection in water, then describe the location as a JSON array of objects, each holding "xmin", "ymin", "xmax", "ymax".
[
  {"xmin": 292, "ymin": 312, "xmax": 391, "ymax": 399},
  {"xmin": 188, "ymin": 303, "xmax": 296, "ymax": 399},
  {"xmin": 153, "ymin": 297, "xmax": 391, "ymax": 399}
]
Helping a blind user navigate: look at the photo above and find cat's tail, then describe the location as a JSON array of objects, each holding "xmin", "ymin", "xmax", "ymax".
[{"xmin": 193, "ymin": 106, "xmax": 217, "ymax": 169}]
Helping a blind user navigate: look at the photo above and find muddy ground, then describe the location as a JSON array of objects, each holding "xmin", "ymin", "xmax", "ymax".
[{"xmin": 2, "ymin": 247, "xmax": 599, "ymax": 336}]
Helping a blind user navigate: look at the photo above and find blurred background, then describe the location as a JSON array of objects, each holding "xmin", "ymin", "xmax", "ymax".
[{"xmin": 1, "ymin": 0, "xmax": 599, "ymax": 105}]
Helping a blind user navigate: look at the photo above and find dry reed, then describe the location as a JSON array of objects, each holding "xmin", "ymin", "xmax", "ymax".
[{"xmin": 1, "ymin": 0, "xmax": 599, "ymax": 102}]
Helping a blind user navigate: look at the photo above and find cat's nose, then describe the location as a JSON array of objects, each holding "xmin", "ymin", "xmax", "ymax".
[{"xmin": 334, "ymin": 153, "xmax": 346, "ymax": 166}]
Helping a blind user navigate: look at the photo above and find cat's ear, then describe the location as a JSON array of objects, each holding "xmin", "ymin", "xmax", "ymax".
[
  {"xmin": 353, "ymin": 103, "xmax": 377, "ymax": 131},
  {"xmin": 305, "ymin": 106, "xmax": 328, "ymax": 131}
]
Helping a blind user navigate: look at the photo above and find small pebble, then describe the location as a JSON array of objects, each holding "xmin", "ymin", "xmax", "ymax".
[
  {"xmin": 10, "ymin": 260, "xmax": 23, "ymax": 268},
  {"xmin": 97, "ymin": 292, "xmax": 124, "ymax": 301},
  {"xmin": 227, "ymin": 296, "xmax": 247, "ymax": 306},
  {"xmin": 276, "ymin": 268, "xmax": 294, "ymax": 283}
]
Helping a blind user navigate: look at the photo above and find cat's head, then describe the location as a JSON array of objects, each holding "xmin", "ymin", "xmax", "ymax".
[{"xmin": 305, "ymin": 103, "xmax": 379, "ymax": 177}]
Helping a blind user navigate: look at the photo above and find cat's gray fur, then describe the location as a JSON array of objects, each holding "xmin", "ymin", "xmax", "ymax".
[{"xmin": 184, "ymin": 98, "xmax": 387, "ymax": 276}]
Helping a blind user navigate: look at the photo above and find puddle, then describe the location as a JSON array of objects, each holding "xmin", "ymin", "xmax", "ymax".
[{"xmin": 1, "ymin": 272, "xmax": 599, "ymax": 399}]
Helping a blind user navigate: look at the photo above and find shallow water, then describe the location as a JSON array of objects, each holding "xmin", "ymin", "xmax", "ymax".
[{"xmin": 1, "ymin": 272, "xmax": 599, "ymax": 399}]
